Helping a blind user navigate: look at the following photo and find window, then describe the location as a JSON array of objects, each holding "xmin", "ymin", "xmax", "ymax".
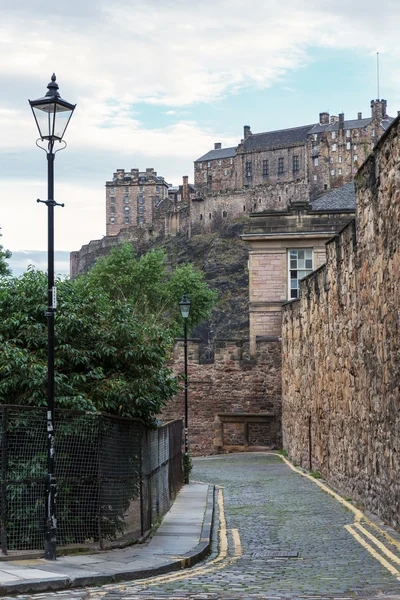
[
  {"xmin": 138, "ymin": 195, "xmax": 144, "ymax": 204},
  {"xmin": 156, "ymin": 186, "xmax": 160, "ymax": 193},
  {"xmin": 313, "ymin": 133, "xmax": 318, "ymax": 141},
  {"xmin": 346, "ymin": 141, "xmax": 351, "ymax": 150},
  {"xmin": 207, "ymin": 161, "xmax": 211, "ymax": 167},
  {"xmin": 353, "ymin": 144, "xmax": 357, "ymax": 150},
  {"xmin": 330, "ymin": 157, "xmax": 334, "ymax": 164},
  {"xmin": 338, "ymin": 156, "xmax": 342, "ymax": 164},
  {"xmin": 124, "ymin": 216, "xmax": 130, "ymax": 224},
  {"xmin": 110, "ymin": 216, "xmax": 115, "ymax": 224},
  {"xmin": 230, "ymin": 158, "xmax": 233, "ymax": 165},
  {"xmin": 332, "ymin": 143, "xmax": 337, "ymax": 152},
  {"xmin": 138, "ymin": 206, "xmax": 144, "ymax": 214},
  {"xmin": 332, "ymin": 131, "xmax": 336, "ymax": 139},
  {"xmin": 293, "ymin": 155, "xmax": 299, "ymax": 172},
  {"xmin": 223, "ymin": 211, "xmax": 227, "ymax": 218},
  {"xmin": 110, "ymin": 196, "xmax": 115, "ymax": 204},
  {"xmin": 139, "ymin": 186, "xmax": 143, "ymax": 192},
  {"xmin": 110, "ymin": 187, "xmax": 115, "ymax": 195},
  {"xmin": 203, "ymin": 172, "xmax": 207, "ymax": 179},
  {"xmin": 200, "ymin": 214, "xmax": 203, "ymax": 220},
  {"xmin": 139, "ymin": 216, "xmax": 144, "ymax": 224},
  {"xmin": 246, "ymin": 161, "xmax": 252, "ymax": 178},
  {"xmin": 263, "ymin": 159, "xmax": 269, "ymax": 176},
  {"xmin": 278, "ymin": 157, "xmax": 284, "ymax": 175},
  {"xmin": 313, "ymin": 175, "xmax": 317, "ymax": 181},
  {"xmin": 346, "ymin": 129, "xmax": 350, "ymax": 137},
  {"xmin": 338, "ymin": 168, "xmax": 342, "ymax": 175},
  {"xmin": 124, "ymin": 195, "xmax": 129, "ymax": 203},
  {"xmin": 199, "ymin": 163, "xmax": 202, "ymax": 169},
  {"xmin": 324, "ymin": 184, "xmax": 328, "ymax": 190},
  {"xmin": 124, "ymin": 188, "xmax": 129, "ymax": 196},
  {"xmin": 353, "ymin": 155, "xmax": 358, "ymax": 163},
  {"xmin": 289, "ymin": 249, "xmax": 313, "ymax": 299},
  {"xmin": 331, "ymin": 169, "xmax": 335, "ymax": 176},
  {"xmin": 372, "ymin": 129, "xmax": 375, "ymax": 137},
  {"xmin": 218, "ymin": 160, "xmax": 222, "ymax": 166},
  {"xmin": 313, "ymin": 157, "xmax": 319, "ymax": 167},
  {"xmin": 110, "ymin": 206, "xmax": 115, "ymax": 214},
  {"xmin": 224, "ymin": 169, "xmax": 228, "ymax": 176},
  {"xmin": 243, "ymin": 205, "xmax": 246, "ymax": 211},
  {"xmin": 124, "ymin": 206, "xmax": 130, "ymax": 213},
  {"xmin": 209, "ymin": 213, "xmax": 212, "ymax": 219}
]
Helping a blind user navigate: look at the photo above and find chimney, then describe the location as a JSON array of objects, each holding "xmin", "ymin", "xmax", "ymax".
[
  {"xmin": 358, "ymin": 112, "xmax": 362, "ymax": 120},
  {"xmin": 397, "ymin": 111, "xmax": 400, "ymax": 117},
  {"xmin": 330, "ymin": 115, "xmax": 339, "ymax": 124},
  {"xmin": 371, "ymin": 99, "xmax": 387, "ymax": 121},
  {"xmin": 182, "ymin": 175, "xmax": 189, "ymax": 202},
  {"xmin": 244, "ymin": 125, "xmax": 252, "ymax": 140},
  {"xmin": 339, "ymin": 113, "xmax": 344, "ymax": 130},
  {"xmin": 214, "ymin": 142, "xmax": 222, "ymax": 150},
  {"xmin": 319, "ymin": 112, "xmax": 329, "ymax": 125}
]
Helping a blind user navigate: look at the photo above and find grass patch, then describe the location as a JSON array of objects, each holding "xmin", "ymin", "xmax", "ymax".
[{"xmin": 310, "ymin": 470, "xmax": 323, "ymax": 479}]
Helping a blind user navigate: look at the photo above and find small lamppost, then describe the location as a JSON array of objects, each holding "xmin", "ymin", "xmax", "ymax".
[
  {"xmin": 179, "ymin": 293, "xmax": 191, "ymax": 480},
  {"xmin": 29, "ymin": 75, "xmax": 76, "ymax": 560}
]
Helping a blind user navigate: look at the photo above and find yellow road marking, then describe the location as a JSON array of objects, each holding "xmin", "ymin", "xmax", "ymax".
[
  {"xmin": 353, "ymin": 522, "xmax": 400, "ymax": 566},
  {"xmin": 92, "ymin": 487, "xmax": 239, "ymax": 594},
  {"xmin": 345, "ymin": 525, "xmax": 400, "ymax": 580},
  {"xmin": 231, "ymin": 528, "xmax": 242, "ymax": 557},
  {"xmin": 276, "ymin": 453, "xmax": 400, "ymax": 580},
  {"xmin": 277, "ymin": 454, "xmax": 400, "ymax": 552}
]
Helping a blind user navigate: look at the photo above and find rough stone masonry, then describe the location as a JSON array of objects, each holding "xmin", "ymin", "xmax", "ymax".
[{"xmin": 282, "ymin": 115, "xmax": 400, "ymax": 530}]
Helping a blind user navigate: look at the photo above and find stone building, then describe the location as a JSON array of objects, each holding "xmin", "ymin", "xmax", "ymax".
[
  {"xmin": 194, "ymin": 99, "xmax": 394, "ymax": 201},
  {"xmin": 241, "ymin": 183, "xmax": 356, "ymax": 354},
  {"xmin": 105, "ymin": 168, "xmax": 169, "ymax": 236}
]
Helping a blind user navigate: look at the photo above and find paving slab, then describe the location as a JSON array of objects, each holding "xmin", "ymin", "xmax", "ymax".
[{"xmin": 0, "ymin": 482, "xmax": 214, "ymax": 597}]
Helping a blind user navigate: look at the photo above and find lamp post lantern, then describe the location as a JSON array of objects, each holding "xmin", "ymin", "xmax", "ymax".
[
  {"xmin": 179, "ymin": 293, "xmax": 191, "ymax": 479},
  {"xmin": 29, "ymin": 74, "xmax": 76, "ymax": 560}
]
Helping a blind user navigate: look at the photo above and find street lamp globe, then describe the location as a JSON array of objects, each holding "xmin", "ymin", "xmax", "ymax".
[
  {"xmin": 179, "ymin": 293, "xmax": 191, "ymax": 319},
  {"xmin": 29, "ymin": 74, "xmax": 76, "ymax": 142}
]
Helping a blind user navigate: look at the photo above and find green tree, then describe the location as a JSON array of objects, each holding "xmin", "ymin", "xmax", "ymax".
[
  {"xmin": 84, "ymin": 243, "xmax": 217, "ymax": 336},
  {"xmin": 0, "ymin": 269, "xmax": 178, "ymax": 424},
  {"xmin": 0, "ymin": 227, "xmax": 11, "ymax": 276}
]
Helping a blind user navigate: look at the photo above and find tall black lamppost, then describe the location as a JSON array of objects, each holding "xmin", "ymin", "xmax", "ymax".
[
  {"xmin": 179, "ymin": 293, "xmax": 191, "ymax": 478},
  {"xmin": 29, "ymin": 75, "xmax": 76, "ymax": 560}
]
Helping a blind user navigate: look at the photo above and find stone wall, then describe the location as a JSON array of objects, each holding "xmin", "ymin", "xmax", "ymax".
[
  {"xmin": 161, "ymin": 337, "xmax": 282, "ymax": 456},
  {"xmin": 282, "ymin": 116, "xmax": 400, "ymax": 530}
]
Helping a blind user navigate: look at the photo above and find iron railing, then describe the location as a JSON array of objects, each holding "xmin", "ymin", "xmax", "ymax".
[{"xmin": 0, "ymin": 405, "xmax": 183, "ymax": 554}]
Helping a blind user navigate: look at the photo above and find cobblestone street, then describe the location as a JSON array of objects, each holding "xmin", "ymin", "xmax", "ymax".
[{"xmin": 8, "ymin": 454, "xmax": 400, "ymax": 600}]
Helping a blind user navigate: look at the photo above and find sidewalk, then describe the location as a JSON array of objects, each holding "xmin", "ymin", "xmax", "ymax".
[{"xmin": 0, "ymin": 482, "xmax": 214, "ymax": 597}]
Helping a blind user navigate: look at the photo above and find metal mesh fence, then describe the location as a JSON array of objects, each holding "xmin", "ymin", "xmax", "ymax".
[{"xmin": 0, "ymin": 406, "xmax": 183, "ymax": 555}]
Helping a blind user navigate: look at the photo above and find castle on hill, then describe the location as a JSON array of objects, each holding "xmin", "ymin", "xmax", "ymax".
[{"xmin": 71, "ymin": 98, "xmax": 394, "ymax": 278}]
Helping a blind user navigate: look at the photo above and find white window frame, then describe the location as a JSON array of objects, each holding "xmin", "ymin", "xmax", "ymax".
[
  {"xmin": 338, "ymin": 156, "xmax": 342, "ymax": 164},
  {"xmin": 331, "ymin": 131, "xmax": 336, "ymax": 139},
  {"xmin": 313, "ymin": 157, "xmax": 318, "ymax": 167},
  {"xmin": 332, "ymin": 143, "xmax": 337, "ymax": 152},
  {"xmin": 346, "ymin": 129, "xmax": 351, "ymax": 137},
  {"xmin": 288, "ymin": 249, "xmax": 314, "ymax": 300},
  {"xmin": 346, "ymin": 142, "xmax": 351, "ymax": 150}
]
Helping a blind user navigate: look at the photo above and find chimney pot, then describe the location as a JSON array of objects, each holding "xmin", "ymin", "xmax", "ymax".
[
  {"xmin": 319, "ymin": 112, "xmax": 329, "ymax": 125},
  {"xmin": 214, "ymin": 142, "xmax": 222, "ymax": 150},
  {"xmin": 244, "ymin": 125, "xmax": 252, "ymax": 140}
]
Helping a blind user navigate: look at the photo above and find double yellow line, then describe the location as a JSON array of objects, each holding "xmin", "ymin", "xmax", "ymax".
[
  {"xmin": 279, "ymin": 454, "xmax": 400, "ymax": 581},
  {"xmin": 90, "ymin": 487, "xmax": 242, "ymax": 596}
]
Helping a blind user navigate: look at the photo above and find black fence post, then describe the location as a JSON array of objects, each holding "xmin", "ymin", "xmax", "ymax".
[
  {"xmin": 1, "ymin": 408, "xmax": 7, "ymax": 556},
  {"xmin": 308, "ymin": 414, "xmax": 312, "ymax": 472},
  {"xmin": 139, "ymin": 423, "xmax": 144, "ymax": 537},
  {"xmin": 97, "ymin": 415, "xmax": 104, "ymax": 550}
]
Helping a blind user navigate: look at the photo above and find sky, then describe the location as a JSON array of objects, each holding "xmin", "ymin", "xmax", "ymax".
[{"xmin": 1, "ymin": 0, "xmax": 400, "ymax": 276}]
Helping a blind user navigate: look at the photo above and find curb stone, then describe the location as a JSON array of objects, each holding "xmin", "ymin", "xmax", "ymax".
[{"xmin": 0, "ymin": 484, "xmax": 215, "ymax": 597}]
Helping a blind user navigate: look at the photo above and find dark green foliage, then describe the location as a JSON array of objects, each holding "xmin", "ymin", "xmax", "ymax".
[
  {"xmin": 85, "ymin": 244, "xmax": 217, "ymax": 337},
  {"xmin": 0, "ymin": 269, "xmax": 178, "ymax": 423}
]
